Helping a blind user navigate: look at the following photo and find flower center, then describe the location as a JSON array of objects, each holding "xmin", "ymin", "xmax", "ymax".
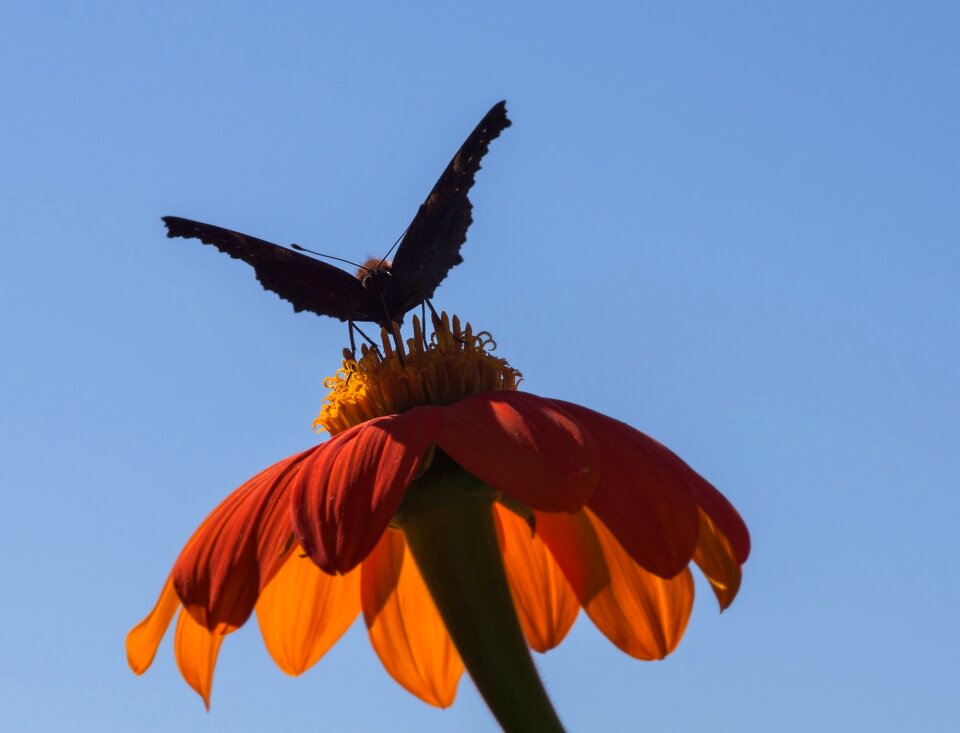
[{"xmin": 316, "ymin": 312, "xmax": 522, "ymax": 435}]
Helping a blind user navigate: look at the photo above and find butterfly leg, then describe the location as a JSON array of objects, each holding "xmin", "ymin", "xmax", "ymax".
[
  {"xmin": 348, "ymin": 320, "xmax": 383, "ymax": 357},
  {"xmin": 422, "ymin": 296, "xmax": 449, "ymax": 339},
  {"xmin": 348, "ymin": 320, "xmax": 357, "ymax": 358},
  {"xmin": 423, "ymin": 296, "xmax": 468, "ymax": 345},
  {"xmin": 423, "ymin": 296, "xmax": 441, "ymax": 324},
  {"xmin": 344, "ymin": 321, "xmax": 383, "ymax": 385},
  {"xmin": 419, "ymin": 301, "xmax": 430, "ymax": 349}
]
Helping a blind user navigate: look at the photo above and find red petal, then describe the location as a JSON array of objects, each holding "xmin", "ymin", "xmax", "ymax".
[
  {"xmin": 292, "ymin": 409, "xmax": 441, "ymax": 574},
  {"xmin": 682, "ymin": 468, "xmax": 751, "ymax": 565},
  {"xmin": 436, "ymin": 392, "xmax": 598, "ymax": 512},
  {"xmin": 172, "ymin": 447, "xmax": 317, "ymax": 633},
  {"xmin": 551, "ymin": 400, "xmax": 700, "ymax": 578}
]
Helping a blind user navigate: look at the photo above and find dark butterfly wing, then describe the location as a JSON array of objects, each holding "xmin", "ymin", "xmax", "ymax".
[
  {"xmin": 387, "ymin": 101, "xmax": 511, "ymax": 317},
  {"xmin": 162, "ymin": 216, "xmax": 377, "ymax": 322}
]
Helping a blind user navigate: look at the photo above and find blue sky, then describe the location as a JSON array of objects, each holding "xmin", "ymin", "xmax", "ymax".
[{"xmin": 1, "ymin": 1, "xmax": 957, "ymax": 731}]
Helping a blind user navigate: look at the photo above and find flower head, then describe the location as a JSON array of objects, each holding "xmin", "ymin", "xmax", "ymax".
[{"xmin": 128, "ymin": 313, "xmax": 749, "ymax": 725}]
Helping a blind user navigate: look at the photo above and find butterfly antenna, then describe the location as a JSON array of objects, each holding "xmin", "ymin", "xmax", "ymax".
[
  {"xmin": 378, "ymin": 225, "xmax": 409, "ymax": 268},
  {"xmin": 290, "ymin": 244, "xmax": 373, "ymax": 274}
]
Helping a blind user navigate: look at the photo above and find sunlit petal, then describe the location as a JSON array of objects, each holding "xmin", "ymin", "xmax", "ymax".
[
  {"xmin": 361, "ymin": 529, "xmax": 463, "ymax": 707},
  {"xmin": 494, "ymin": 504, "xmax": 579, "ymax": 652},
  {"xmin": 692, "ymin": 509, "xmax": 742, "ymax": 610},
  {"xmin": 551, "ymin": 400, "xmax": 700, "ymax": 578},
  {"xmin": 437, "ymin": 391, "xmax": 598, "ymax": 512},
  {"xmin": 538, "ymin": 508, "xmax": 694, "ymax": 660},
  {"xmin": 126, "ymin": 576, "xmax": 180, "ymax": 674},
  {"xmin": 174, "ymin": 607, "xmax": 224, "ymax": 709},
  {"xmin": 293, "ymin": 409, "xmax": 441, "ymax": 575},
  {"xmin": 130, "ymin": 311, "xmax": 750, "ymax": 717},
  {"xmin": 256, "ymin": 546, "xmax": 361, "ymax": 675}
]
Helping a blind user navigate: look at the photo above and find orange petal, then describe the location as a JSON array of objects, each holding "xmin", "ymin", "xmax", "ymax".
[
  {"xmin": 256, "ymin": 546, "xmax": 361, "ymax": 675},
  {"xmin": 126, "ymin": 576, "xmax": 180, "ymax": 674},
  {"xmin": 494, "ymin": 504, "xmax": 579, "ymax": 652},
  {"xmin": 537, "ymin": 508, "xmax": 694, "ymax": 660},
  {"xmin": 293, "ymin": 409, "xmax": 441, "ymax": 575},
  {"xmin": 692, "ymin": 509, "xmax": 742, "ymax": 610},
  {"xmin": 436, "ymin": 392, "xmax": 599, "ymax": 512},
  {"xmin": 174, "ymin": 607, "xmax": 224, "ymax": 709},
  {"xmin": 173, "ymin": 446, "xmax": 319, "ymax": 633},
  {"xmin": 361, "ymin": 529, "xmax": 463, "ymax": 707},
  {"xmin": 551, "ymin": 400, "xmax": 701, "ymax": 578}
]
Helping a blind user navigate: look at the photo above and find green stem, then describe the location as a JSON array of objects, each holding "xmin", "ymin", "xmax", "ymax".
[{"xmin": 399, "ymin": 462, "xmax": 566, "ymax": 733}]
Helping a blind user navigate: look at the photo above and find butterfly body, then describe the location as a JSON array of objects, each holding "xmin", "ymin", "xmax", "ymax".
[
  {"xmin": 355, "ymin": 258, "xmax": 393, "ymax": 296},
  {"xmin": 163, "ymin": 101, "xmax": 511, "ymax": 328}
]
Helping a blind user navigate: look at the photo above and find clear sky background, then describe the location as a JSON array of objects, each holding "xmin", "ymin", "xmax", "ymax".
[{"xmin": 1, "ymin": 2, "xmax": 957, "ymax": 731}]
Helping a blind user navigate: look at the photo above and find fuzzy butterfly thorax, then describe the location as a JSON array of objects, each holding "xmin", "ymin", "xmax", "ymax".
[{"xmin": 162, "ymin": 101, "xmax": 511, "ymax": 329}]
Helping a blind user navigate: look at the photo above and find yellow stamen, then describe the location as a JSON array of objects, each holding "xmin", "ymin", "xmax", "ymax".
[{"xmin": 316, "ymin": 313, "xmax": 522, "ymax": 436}]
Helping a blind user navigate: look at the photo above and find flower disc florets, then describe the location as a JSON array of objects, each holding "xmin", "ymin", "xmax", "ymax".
[{"xmin": 316, "ymin": 313, "xmax": 523, "ymax": 436}]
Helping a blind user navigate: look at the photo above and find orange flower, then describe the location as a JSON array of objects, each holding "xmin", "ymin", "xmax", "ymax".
[{"xmin": 127, "ymin": 314, "xmax": 749, "ymax": 723}]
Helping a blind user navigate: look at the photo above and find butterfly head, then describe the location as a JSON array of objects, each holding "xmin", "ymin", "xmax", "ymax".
[{"xmin": 357, "ymin": 257, "xmax": 393, "ymax": 293}]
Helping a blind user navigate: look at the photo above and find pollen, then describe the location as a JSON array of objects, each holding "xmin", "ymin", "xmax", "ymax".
[{"xmin": 316, "ymin": 312, "xmax": 523, "ymax": 436}]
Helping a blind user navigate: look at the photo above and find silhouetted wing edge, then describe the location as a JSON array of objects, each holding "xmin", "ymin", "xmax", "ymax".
[
  {"xmin": 389, "ymin": 100, "xmax": 511, "ymax": 312},
  {"xmin": 162, "ymin": 216, "xmax": 375, "ymax": 322}
]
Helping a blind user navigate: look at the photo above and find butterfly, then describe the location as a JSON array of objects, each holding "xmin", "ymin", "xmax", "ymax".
[{"xmin": 163, "ymin": 101, "xmax": 510, "ymax": 329}]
